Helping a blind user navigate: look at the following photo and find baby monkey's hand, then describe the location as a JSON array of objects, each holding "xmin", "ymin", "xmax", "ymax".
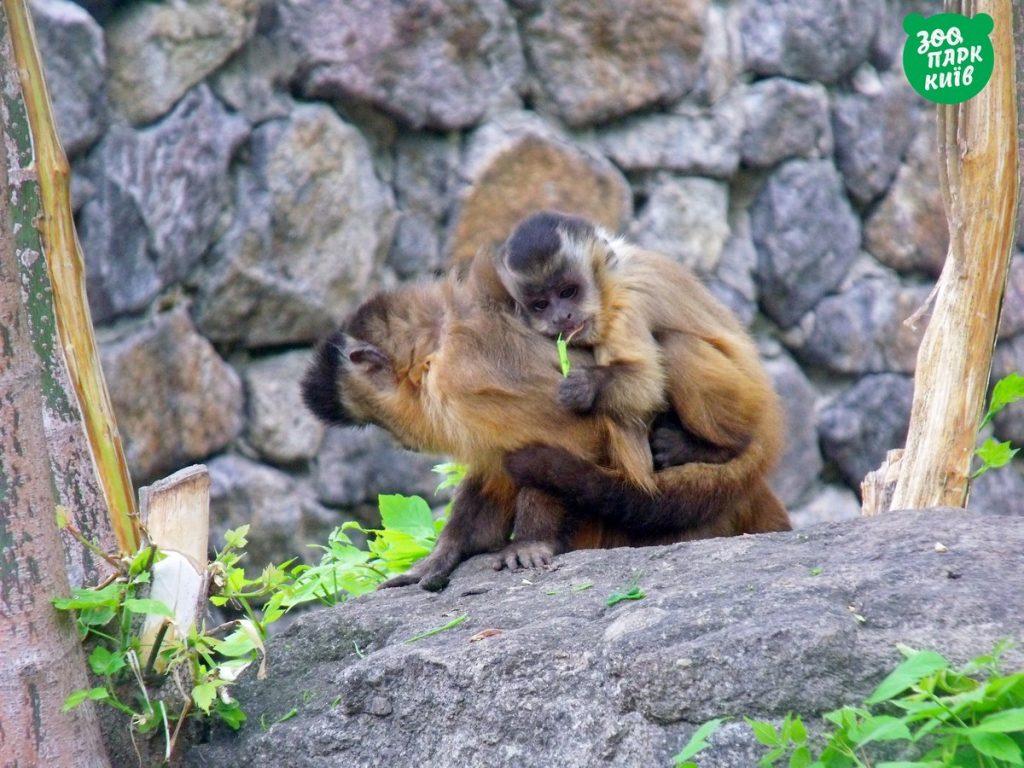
[{"xmin": 557, "ymin": 367, "xmax": 600, "ymax": 413}]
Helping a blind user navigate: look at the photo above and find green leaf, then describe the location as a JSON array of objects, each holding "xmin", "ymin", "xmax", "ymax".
[
  {"xmin": 223, "ymin": 525, "xmax": 250, "ymax": 549},
  {"xmin": 974, "ymin": 437, "xmax": 1020, "ymax": 477},
  {"xmin": 867, "ymin": 650, "xmax": 949, "ymax": 704},
  {"xmin": 673, "ymin": 718, "xmax": 726, "ymax": 764},
  {"xmin": 378, "ymin": 494, "xmax": 435, "ymax": 542},
  {"xmin": 431, "ymin": 462, "xmax": 466, "ymax": 493},
  {"xmin": 404, "ymin": 614, "xmax": 468, "ymax": 643},
  {"xmin": 783, "ymin": 715, "xmax": 807, "ymax": 743},
  {"xmin": 215, "ymin": 699, "xmax": 247, "ymax": 730},
  {"xmin": 967, "ymin": 730, "xmax": 1023, "ymax": 763},
  {"xmin": 52, "ymin": 582, "xmax": 125, "ymax": 611},
  {"xmin": 975, "ymin": 708, "xmax": 1024, "ymax": 733},
  {"xmin": 759, "ymin": 746, "xmax": 787, "ymax": 767},
  {"xmin": 983, "ymin": 373, "xmax": 1024, "ymax": 426},
  {"xmin": 87, "ymin": 646, "xmax": 126, "ymax": 677},
  {"xmin": 557, "ymin": 334, "xmax": 571, "ymax": 377},
  {"xmin": 123, "ymin": 598, "xmax": 174, "ymax": 618},
  {"xmin": 62, "ymin": 687, "xmax": 109, "ymax": 712},
  {"xmin": 192, "ymin": 681, "xmax": 218, "ymax": 714},
  {"xmin": 788, "ymin": 746, "xmax": 812, "ymax": 768},
  {"xmin": 850, "ymin": 715, "xmax": 912, "ymax": 745},
  {"xmin": 746, "ymin": 718, "xmax": 781, "ymax": 746}
]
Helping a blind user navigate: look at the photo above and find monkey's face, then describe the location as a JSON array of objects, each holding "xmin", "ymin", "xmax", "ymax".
[
  {"xmin": 499, "ymin": 210, "xmax": 607, "ymax": 344},
  {"xmin": 301, "ymin": 286, "xmax": 447, "ymax": 452},
  {"xmin": 510, "ymin": 267, "xmax": 601, "ymax": 344}
]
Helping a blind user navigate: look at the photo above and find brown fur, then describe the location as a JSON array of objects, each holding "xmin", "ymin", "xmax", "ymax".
[{"xmin": 301, "ymin": 253, "xmax": 790, "ymax": 590}]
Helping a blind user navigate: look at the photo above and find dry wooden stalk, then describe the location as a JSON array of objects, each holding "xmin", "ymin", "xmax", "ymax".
[
  {"xmin": 3, "ymin": 0, "xmax": 139, "ymax": 552},
  {"xmin": 138, "ymin": 466, "xmax": 211, "ymax": 672},
  {"xmin": 888, "ymin": 1, "xmax": 1019, "ymax": 512}
]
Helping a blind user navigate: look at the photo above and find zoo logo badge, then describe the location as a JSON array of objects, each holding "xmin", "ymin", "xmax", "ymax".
[{"xmin": 903, "ymin": 12, "xmax": 994, "ymax": 104}]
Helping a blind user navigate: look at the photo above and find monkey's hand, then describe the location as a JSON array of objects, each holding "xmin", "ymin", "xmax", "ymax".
[
  {"xmin": 377, "ymin": 546, "xmax": 460, "ymax": 592},
  {"xmin": 491, "ymin": 540, "xmax": 555, "ymax": 572},
  {"xmin": 557, "ymin": 368, "xmax": 600, "ymax": 413}
]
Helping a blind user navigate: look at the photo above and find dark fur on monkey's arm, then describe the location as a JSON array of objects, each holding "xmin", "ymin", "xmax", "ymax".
[{"xmin": 504, "ymin": 443, "xmax": 788, "ymax": 538}]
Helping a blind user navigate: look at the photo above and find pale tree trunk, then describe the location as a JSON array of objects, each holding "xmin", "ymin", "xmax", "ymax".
[
  {"xmin": 0, "ymin": 0, "xmax": 126, "ymax": 586},
  {"xmin": 0, "ymin": 80, "xmax": 110, "ymax": 768},
  {"xmin": 884, "ymin": 1, "xmax": 1019, "ymax": 511}
]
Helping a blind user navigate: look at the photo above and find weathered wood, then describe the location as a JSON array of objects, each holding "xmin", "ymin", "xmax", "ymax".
[
  {"xmin": 3, "ymin": 0, "xmax": 139, "ymax": 554},
  {"xmin": 0, "ymin": 63, "xmax": 109, "ymax": 767},
  {"xmin": 861, "ymin": 449, "xmax": 904, "ymax": 517},
  {"xmin": 890, "ymin": 1, "xmax": 1020, "ymax": 511},
  {"xmin": 140, "ymin": 465, "xmax": 211, "ymax": 569},
  {"xmin": 138, "ymin": 466, "xmax": 210, "ymax": 671}
]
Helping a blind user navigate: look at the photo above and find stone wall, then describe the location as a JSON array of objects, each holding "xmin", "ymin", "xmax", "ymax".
[{"xmin": 35, "ymin": 0, "xmax": 1024, "ymax": 566}]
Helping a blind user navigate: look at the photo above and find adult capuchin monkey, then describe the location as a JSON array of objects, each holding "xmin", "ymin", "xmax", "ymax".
[{"xmin": 301, "ymin": 249, "xmax": 790, "ymax": 591}]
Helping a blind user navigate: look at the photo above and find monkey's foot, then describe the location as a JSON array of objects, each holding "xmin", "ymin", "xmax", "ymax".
[{"xmin": 492, "ymin": 541, "xmax": 556, "ymax": 571}]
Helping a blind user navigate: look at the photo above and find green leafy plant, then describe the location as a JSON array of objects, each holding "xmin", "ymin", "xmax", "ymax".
[
  {"xmin": 975, "ymin": 373, "xmax": 1024, "ymax": 477},
  {"xmin": 54, "ymin": 462, "xmax": 464, "ymax": 760},
  {"xmin": 676, "ymin": 641, "xmax": 1024, "ymax": 768}
]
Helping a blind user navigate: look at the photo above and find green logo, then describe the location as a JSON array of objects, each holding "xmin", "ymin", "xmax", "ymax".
[{"xmin": 902, "ymin": 12, "xmax": 994, "ymax": 104}]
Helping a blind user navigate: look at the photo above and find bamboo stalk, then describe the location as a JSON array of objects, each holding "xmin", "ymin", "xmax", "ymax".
[
  {"xmin": 890, "ymin": 1, "xmax": 1019, "ymax": 511},
  {"xmin": 3, "ymin": 0, "xmax": 139, "ymax": 552}
]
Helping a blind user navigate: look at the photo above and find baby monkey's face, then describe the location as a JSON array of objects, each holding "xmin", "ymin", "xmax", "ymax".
[{"xmin": 514, "ymin": 266, "xmax": 598, "ymax": 344}]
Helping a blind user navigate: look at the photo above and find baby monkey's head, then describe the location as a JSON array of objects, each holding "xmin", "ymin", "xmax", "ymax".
[{"xmin": 497, "ymin": 210, "xmax": 611, "ymax": 345}]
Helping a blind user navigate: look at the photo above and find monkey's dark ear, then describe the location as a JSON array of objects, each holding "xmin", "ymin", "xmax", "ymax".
[{"xmin": 346, "ymin": 343, "xmax": 390, "ymax": 371}]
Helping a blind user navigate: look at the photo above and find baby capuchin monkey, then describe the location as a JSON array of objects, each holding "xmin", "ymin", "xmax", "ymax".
[{"xmin": 491, "ymin": 210, "xmax": 786, "ymax": 566}]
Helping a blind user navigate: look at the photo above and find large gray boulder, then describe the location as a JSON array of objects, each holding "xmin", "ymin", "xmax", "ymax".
[
  {"xmin": 279, "ymin": 0, "xmax": 524, "ymax": 129},
  {"xmin": 78, "ymin": 86, "xmax": 247, "ymax": 322},
  {"xmin": 186, "ymin": 510, "xmax": 1024, "ymax": 767},
  {"xmin": 520, "ymin": 0, "xmax": 709, "ymax": 126},
  {"xmin": 751, "ymin": 160, "xmax": 861, "ymax": 328}
]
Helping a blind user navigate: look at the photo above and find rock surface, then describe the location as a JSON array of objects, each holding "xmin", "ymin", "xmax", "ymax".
[
  {"xmin": 751, "ymin": 160, "xmax": 861, "ymax": 328},
  {"xmin": 628, "ymin": 175, "xmax": 729, "ymax": 276},
  {"xmin": 785, "ymin": 276, "xmax": 930, "ymax": 375},
  {"xmin": 832, "ymin": 69, "xmax": 921, "ymax": 206},
  {"xmin": 447, "ymin": 113, "xmax": 631, "ymax": 266},
  {"xmin": 186, "ymin": 510, "xmax": 1024, "ymax": 768},
  {"xmin": 280, "ymin": 0, "xmax": 524, "ymax": 129},
  {"xmin": 99, "ymin": 307, "xmax": 243, "ymax": 484},
  {"xmin": 740, "ymin": 0, "xmax": 882, "ymax": 83},
  {"xmin": 591, "ymin": 97, "xmax": 742, "ymax": 178},
  {"xmin": 192, "ymin": 104, "xmax": 395, "ymax": 346},
  {"xmin": 864, "ymin": 125, "xmax": 947, "ymax": 277},
  {"xmin": 740, "ymin": 77, "xmax": 832, "ymax": 169},
  {"xmin": 520, "ymin": 0, "xmax": 709, "ymax": 126},
  {"xmin": 242, "ymin": 351, "xmax": 325, "ymax": 466},
  {"xmin": 764, "ymin": 353, "xmax": 822, "ymax": 508},
  {"xmin": 106, "ymin": 0, "xmax": 259, "ymax": 125},
  {"xmin": 818, "ymin": 374, "xmax": 914, "ymax": 491},
  {"xmin": 78, "ymin": 86, "xmax": 247, "ymax": 322},
  {"xmin": 208, "ymin": 454, "xmax": 343, "ymax": 567}
]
